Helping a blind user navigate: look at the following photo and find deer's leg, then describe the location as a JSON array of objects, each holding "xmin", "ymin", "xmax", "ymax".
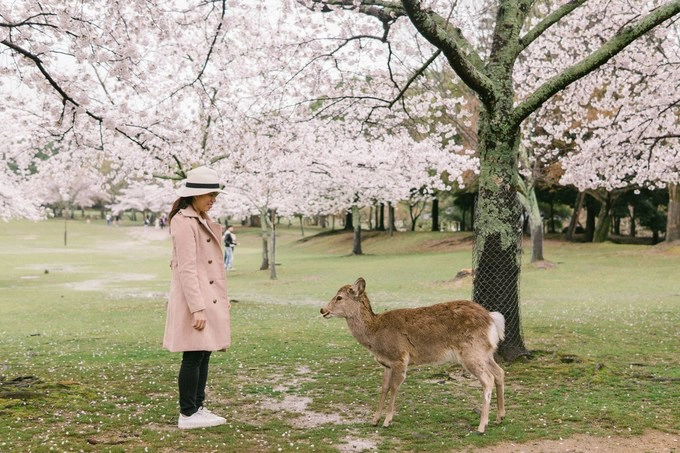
[
  {"xmin": 372, "ymin": 367, "xmax": 391, "ymax": 426},
  {"xmin": 382, "ymin": 361, "xmax": 406, "ymax": 427},
  {"xmin": 462, "ymin": 355, "xmax": 494, "ymax": 434},
  {"xmin": 488, "ymin": 358, "xmax": 505, "ymax": 422}
]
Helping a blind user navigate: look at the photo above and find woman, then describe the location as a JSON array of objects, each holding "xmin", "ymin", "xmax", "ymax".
[{"xmin": 163, "ymin": 166, "xmax": 231, "ymax": 430}]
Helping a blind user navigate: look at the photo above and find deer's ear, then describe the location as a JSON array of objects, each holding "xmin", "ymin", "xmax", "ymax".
[{"xmin": 352, "ymin": 277, "xmax": 366, "ymax": 296}]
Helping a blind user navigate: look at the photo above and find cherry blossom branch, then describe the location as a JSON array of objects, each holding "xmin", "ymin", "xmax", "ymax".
[
  {"xmin": 512, "ymin": 1, "xmax": 680, "ymax": 127},
  {"xmin": 519, "ymin": 0, "xmax": 586, "ymax": 51},
  {"xmin": 400, "ymin": 0, "xmax": 493, "ymax": 105},
  {"xmin": 299, "ymin": 0, "xmax": 407, "ymax": 23},
  {"xmin": 367, "ymin": 49, "xmax": 442, "ymax": 120}
]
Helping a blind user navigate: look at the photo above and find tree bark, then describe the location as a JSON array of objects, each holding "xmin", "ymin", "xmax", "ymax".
[{"xmin": 667, "ymin": 183, "xmax": 680, "ymax": 242}]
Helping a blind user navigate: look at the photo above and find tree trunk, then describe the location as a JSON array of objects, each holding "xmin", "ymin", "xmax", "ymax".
[
  {"xmin": 629, "ymin": 205, "xmax": 637, "ymax": 237},
  {"xmin": 269, "ymin": 209, "xmax": 277, "ymax": 280},
  {"xmin": 388, "ymin": 202, "xmax": 395, "ymax": 236},
  {"xmin": 378, "ymin": 202, "xmax": 385, "ymax": 231},
  {"xmin": 667, "ymin": 183, "xmax": 680, "ymax": 242},
  {"xmin": 259, "ymin": 209, "xmax": 269, "ymax": 270},
  {"xmin": 519, "ymin": 185, "xmax": 545, "ymax": 262},
  {"xmin": 472, "ymin": 114, "xmax": 528, "ymax": 362},
  {"xmin": 352, "ymin": 205, "xmax": 362, "ymax": 255},
  {"xmin": 593, "ymin": 195, "xmax": 612, "ymax": 243},
  {"xmin": 566, "ymin": 192, "xmax": 585, "ymax": 241},
  {"xmin": 548, "ymin": 199, "xmax": 556, "ymax": 234},
  {"xmin": 585, "ymin": 199, "xmax": 597, "ymax": 242},
  {"xmin": 431, "ymin": 197, "xmax": 440, "ymax": 232}
]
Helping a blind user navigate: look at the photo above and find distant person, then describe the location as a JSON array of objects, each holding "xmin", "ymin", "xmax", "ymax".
[
  {"xmin": 223, "ymin": 225, "xmax": 238, "ymax": 270},
  {"xmin": 163, "ymin": 166, "xmax": 231, "ymax": 430}
]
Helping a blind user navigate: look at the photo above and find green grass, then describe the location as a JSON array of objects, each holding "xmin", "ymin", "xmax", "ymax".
[{"xmin": 0, "ymin": 219, "xmax": 678, "ymax": 452}]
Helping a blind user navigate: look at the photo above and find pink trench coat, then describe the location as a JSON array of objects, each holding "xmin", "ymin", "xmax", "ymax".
[{"xmin": 163, "ymin": 207, "xmax": 231, "ymax": 352}]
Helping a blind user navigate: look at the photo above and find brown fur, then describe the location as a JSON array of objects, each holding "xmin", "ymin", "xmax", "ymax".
[{"xmin": 320, "ymin": 277, "xmax": 505, "ymax": 433}]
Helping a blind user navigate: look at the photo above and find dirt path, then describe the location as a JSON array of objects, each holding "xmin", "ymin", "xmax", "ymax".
[{"xmin": 473, "ymin": 430, "xmax": 678, "ymax": 453}]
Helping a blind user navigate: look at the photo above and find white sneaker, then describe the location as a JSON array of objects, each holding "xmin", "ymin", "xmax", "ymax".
[
  {"xmin": 197, "ymin": 406, "xmax": 226, "ymax": 424},
  {"xmin": 177, "ymin": 410, "xmax": 225, "ymax": 429}
]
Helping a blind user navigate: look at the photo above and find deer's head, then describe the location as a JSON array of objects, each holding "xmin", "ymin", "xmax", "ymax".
[{"xmin": 320, "ymin": 277, "xmax": 369, "ymax": 319}]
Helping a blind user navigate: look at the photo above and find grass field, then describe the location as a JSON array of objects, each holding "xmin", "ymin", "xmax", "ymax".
[{"xmin": 0, "ymin": 219, "xmax": 678, "ymax": 452}]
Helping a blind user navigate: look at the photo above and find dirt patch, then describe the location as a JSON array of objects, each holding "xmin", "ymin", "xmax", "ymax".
[
  {"xmin": 474, "ymin": 430, "xmax": 678, "ymax": 453},
  {"xmin": 336, "ymin": 435, "xmax": 379, "ymax": 452},
  {"xmin": 420, "ymin": 234, "xmax": 474, "ymax": 252},
  {"xmin": 530, "ymin": 259, "xmax": 558, "ymax": 270}
]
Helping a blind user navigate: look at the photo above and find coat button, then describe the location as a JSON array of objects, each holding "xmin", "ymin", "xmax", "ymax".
[
  {"xmin": 208, "ymin": 260, "xmax": 213, "ymax": 264},
  {"xmin": 213, "ymin": 299, "xmax": 217, "ymax": 304},
  {"xmin": 207, "ymin": 238, "xmax": 211, "ymax": 242}
]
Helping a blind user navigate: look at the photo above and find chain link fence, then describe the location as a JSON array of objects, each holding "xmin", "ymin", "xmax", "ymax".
[{"xmin": 472, "ymin": 193, "xmax": 528, "ymax": 361}]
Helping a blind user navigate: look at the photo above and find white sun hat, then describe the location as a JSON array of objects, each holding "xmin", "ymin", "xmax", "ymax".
[{"xmin": 175, "ymin": 166, "xmax": 226, "ymax": 198}]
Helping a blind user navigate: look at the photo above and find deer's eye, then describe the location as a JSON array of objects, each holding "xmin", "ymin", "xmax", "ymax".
[{"xmin": 336, "ymin": 296, "xmax": 342, "ymax": 301}]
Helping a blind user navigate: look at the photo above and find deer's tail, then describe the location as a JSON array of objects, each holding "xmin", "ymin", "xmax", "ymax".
[{"xmin": 489, "ymin": 312, "xmax": 506, "ymax": 348}]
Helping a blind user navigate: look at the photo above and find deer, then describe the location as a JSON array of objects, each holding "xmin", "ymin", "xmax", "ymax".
[{"xmin": 320, "ymin": 277, "xmax": 506, "ymax": 434}]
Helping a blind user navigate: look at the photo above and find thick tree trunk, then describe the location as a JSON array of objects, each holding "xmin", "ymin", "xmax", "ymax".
[
  {"xmin": 472, "ymin": 115, "xmax": 528, "ymax": 362},
  {"xmin": 351, "ymin": 205, "xmax": 362, "ymax": 255},
  {"xmin": 667, "ymin": 183, "xmax": 680, "ymax": 242},
  {"xmin": 378, "ymin": 202, "xmax": 385, "ymax": 231}
]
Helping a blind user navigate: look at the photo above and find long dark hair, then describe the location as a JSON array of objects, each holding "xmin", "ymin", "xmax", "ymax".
[{"xmin": 168, "ymin": 197, "xmax": 193, "ymax": 225}]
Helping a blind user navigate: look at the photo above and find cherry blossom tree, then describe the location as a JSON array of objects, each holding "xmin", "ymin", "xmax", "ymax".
[
  {"xmin": 287, "ymin": 0, "xmax": 680, "ymax": 359},
  {"xmin": 108, "ymin": 181, "xmax": 176, "ymax": 219}
]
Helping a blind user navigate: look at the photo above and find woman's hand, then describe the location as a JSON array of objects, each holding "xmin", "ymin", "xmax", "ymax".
[{"xmin": 192, "ymin": 310, "xmax": 207, "ymax": 330}]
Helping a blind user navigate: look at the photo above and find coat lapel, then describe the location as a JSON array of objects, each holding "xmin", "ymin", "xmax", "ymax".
[{"xmin": 179, "ymin": 206, "xmax": 222, "ymax": 244}]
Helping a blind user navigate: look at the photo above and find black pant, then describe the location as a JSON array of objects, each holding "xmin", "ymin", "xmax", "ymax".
[{"xmin": 178, "ymin": 351, "xmax": 211, "ymax": 416}]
